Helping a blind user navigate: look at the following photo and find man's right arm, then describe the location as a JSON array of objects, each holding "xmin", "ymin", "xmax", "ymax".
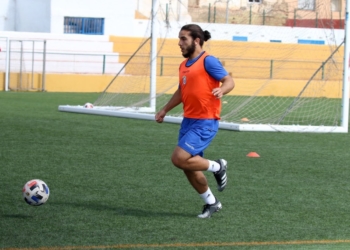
[{"xmin": 155, "ymin": 88, "xmax": 182, "ymax": 123}]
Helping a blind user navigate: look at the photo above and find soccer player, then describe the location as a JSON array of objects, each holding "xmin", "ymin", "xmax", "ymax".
[{"xmin": 155, "ymin": 24, "xmax": 235, "ymax": 218}]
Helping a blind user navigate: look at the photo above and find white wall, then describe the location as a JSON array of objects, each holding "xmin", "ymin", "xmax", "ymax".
[
  {"xmin": 132, "ymin": 20, "xmax": 344, "ymax": 45},
  {"xmin": 16, "ymin": 0, "xmax": 51, "ymax": 32},
  {"xmin": 0, "ymin": 0, "xmax": 16, "ymax": 31},
  {"xmin": 0, "ymin": 0, "xmax": 193, "ymax": 34},
  {"xmin": 50, "ymin": 0, "xmax": 136, "ymax": 35}
]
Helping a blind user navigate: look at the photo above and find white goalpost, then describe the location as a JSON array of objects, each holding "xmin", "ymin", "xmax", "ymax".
[
  {"xmin": 2, "ymin": 37, "xmax": 47, "ymax": 92},
  {"xmin": 59, "ymin": 0, "xmax": 349, "ymax": 133}
]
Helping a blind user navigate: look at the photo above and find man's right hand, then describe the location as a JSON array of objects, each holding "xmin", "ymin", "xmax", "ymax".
[{"xmin": 155, "ymin": 110, "xmax": 166, "ymax": 123}]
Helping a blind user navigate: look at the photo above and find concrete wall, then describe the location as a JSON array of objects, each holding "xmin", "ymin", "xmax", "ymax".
[
  {"xmin": 0, "ymin": 0, "xmax": 345, "ymax": 44},
  {"xmin": 1, "ymin": 19, "xmax": 344, "ymax": 44},
  {"xmin": 131, "ymin": 19, "xmax": 344, "ymax": 45},
  {"xmin": 0, "ymin": 73, "xmax": 341, "ymax": 99},
  {"xmin": 16, "ymin": 0, "xmax": 51, "ymax": 32},
  {"xmin": 0, "ymin": 0, "xmax": 346, "ymax": 93},
  {"xmin": 0, "ymin": 0, "xmax": 15, "ymax": 31},
  {"xmin": 199, "ymin": 0, "xmax": 346, "ymax": 19},
  {"xmin": 50, "ymin": 0, "xmax": 136, "ymax": 35},
  {"xmin": 0, "ymin": 20, "xmax": 345, "ymax": 77}
]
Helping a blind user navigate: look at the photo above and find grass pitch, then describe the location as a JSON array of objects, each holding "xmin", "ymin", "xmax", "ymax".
[{"xmin": 0, "ymin": 92, "xmax": 350, "ymax": 250}]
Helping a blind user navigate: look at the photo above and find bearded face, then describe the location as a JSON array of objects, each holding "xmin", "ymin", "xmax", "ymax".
[{"xmin": 181, "ymin": 40, "xmax": 196, "ymax": 58}]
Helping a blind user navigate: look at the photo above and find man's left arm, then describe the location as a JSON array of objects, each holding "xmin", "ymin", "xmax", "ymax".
[
  {"xmin": 212, "ymin": 75, "xmax": 235, "ymax": 99},
  {"xmin": 205, "ymin": 56, "xmax": 235, "ymax": 99}
]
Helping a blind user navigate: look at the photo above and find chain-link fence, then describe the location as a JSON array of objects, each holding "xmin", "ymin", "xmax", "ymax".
[{"xmin": 186, "ymin": 1, "xmax": 344, "ymax": 28}]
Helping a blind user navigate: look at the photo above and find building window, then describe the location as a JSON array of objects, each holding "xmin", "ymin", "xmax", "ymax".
[
  {"xmin": 248, "ymin": 0, "xmax": 262, "ymax": 3},
  {"xmin": 298, "ymin": 0, "xmax": 315, "ymax": 10},
  {"xmin": 64, "ymin": 17, "xmax": 104, "ymax": 35},
  {"xmin": 331, "ymin": 0, "xmax": 341, "ymax": 11},
  {"xmin": 189, "ymin": 0, "xmax": 200, "ymax": 7}
]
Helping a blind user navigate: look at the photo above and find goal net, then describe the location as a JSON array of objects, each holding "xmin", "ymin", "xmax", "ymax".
[
  {"xmin": 6, "ymin": 39, "xmax": 46, "ymax": 91},
  {"xmin": 59, "ymin": 0, "xmax": 349, "ymax": 133}
]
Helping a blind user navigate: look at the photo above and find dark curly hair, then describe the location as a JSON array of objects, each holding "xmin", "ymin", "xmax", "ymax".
[{"xmin": 180, "ymin": 24, "xmax": 211, "ymax": 47}]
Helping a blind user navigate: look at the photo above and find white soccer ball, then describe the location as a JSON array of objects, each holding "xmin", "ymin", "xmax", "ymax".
[
  {"xmin": 84, "ymin": 102, "xmax": 94, "ymax": 108},
  {"xmin": 22, "ymin": 179, "xmax": 50, "ymax": 206}
]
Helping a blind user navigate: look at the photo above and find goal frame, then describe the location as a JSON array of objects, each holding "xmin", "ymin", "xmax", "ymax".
[{"xmin": 3, "ymin": 38, "xmax": 47, "ymax": 92}]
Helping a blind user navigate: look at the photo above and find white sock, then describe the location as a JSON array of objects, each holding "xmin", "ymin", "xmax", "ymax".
[
  {"xmin": 199, "ymin": 187, "xmax": 216, "ymax": 205},
  {"xmin": 207, "ymin": 160, "xmax": 220, "ymax": 172}
]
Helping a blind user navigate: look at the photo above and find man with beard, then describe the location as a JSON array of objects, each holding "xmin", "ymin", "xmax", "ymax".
[{"xmin": 155, "ymin": 24, "xmax": 235, "ymax": 218}]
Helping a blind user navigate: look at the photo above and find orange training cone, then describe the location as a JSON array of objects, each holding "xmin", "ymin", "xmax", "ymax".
[{"xmin": 247, "ymin": 152, "xmax": 260, "ymax": 158}]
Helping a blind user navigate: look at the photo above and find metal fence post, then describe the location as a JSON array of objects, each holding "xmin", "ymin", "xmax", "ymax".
[
  {"xmin": 225, "ymin": 0, "xmax": 230, "ymax": 24},
  {"xmin": 8, "ymin": 40, "xmax": 12, "ymax": 91},
  {"xmin": 102, "ymin": 54, "xmax": 106, "ymax": 74},
  {"xmin": 31, "ymin": 41, "xmax": 35, "ymax": 89},
  {"xmin": 249, "ymin": 5, "xmax": 252, "ymax": 24},
  {"xmin": 19, "ymin": 41, "xmax": 23, "ymax": 89},
  {"xmin": 5, "ymin": 37, "xmax": 10, "ymax": 91},
  {"xmin": 214, "ymin": 6, "xmax": 217, "ymax": 23},
  {"xmin": 263, "ymin": 9, "xmax": 265, "ymax": 25},
  {"xmin": 208, "ymin": 3, "xmax": 211, "ymax": 23},
  {"xmin": 321, "ymin": 61, "xmax": 325, "ymax": 80},
  {"xmin": 270, "ymin": 60, "xmax": 274, "ymax": 79},
  {"xmin": 42, "ymin": 40, "xmax": 46, "ymax": 91},
  {"xmin": 165, "ymin": 4, "xmax": 169, "ymax": 23}
]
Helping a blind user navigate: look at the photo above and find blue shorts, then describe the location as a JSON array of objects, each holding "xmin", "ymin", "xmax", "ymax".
[{"xmin": 178, "ymin": 118, "xmax": 219, "ymax": 157}]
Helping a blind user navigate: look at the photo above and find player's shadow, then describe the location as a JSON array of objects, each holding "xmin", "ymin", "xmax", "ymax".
[{"xmin": 52, "ymin": 201, "xmax": 194, "ymax": 218}]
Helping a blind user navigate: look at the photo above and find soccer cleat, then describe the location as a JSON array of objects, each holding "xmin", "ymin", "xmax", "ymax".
[
  {"xmin": 197, "ymin": 199, "xmax": 222, "ymax": 218},
  {"xmin": 214, "ymin": 159, "xmax": 228, "ymax": 192}
]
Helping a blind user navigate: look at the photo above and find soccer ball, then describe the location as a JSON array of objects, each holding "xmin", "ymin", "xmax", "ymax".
[
  {"xmin": 22, "ymin": 179, "xmax": 50, "ymax": 206},
  {"xmin": 84, "ymin": 102, "xmax": 94, "ymax": 108}
]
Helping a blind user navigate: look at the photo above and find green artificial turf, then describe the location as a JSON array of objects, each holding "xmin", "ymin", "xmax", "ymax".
[{"xmin": 0, "ymin": 92, "xmax": 350, "ymax": 250}]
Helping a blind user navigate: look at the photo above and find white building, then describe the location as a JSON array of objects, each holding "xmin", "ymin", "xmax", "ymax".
[
  {"xmin": 0, "ymin": 0, "xmax": 136, "ymax": 35},
  {"xmin": 0, "ymin": 0, "xmax": 192, "ymax": 35},
  {"xmin": 0, "ymin": 0, "xmax": 345, "ymax": 43}
]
